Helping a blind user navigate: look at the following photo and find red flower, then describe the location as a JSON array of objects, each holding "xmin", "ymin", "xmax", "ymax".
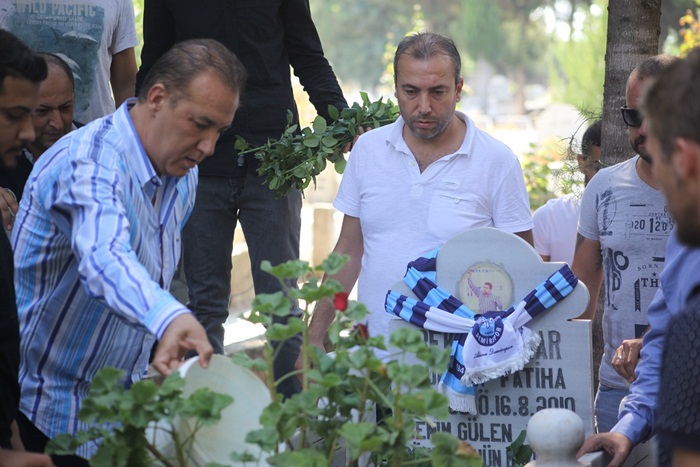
[
  {"xmin": 334, "ymin": 292, "xmax": 349, "ymax": 311},
  {"xmin": 352, "ymin": 323, "xmax": 369, "ymax": 343}
]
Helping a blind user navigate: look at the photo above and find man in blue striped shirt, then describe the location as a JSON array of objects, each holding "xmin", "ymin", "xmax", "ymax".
[{"xmin": 11, "ymin": 39, "xmax": 246, "ymax": 464}]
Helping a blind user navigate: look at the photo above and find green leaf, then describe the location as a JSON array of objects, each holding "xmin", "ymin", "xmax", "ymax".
[
  {"xmin": 312, "ymin": 116, "xmax": 327, "ymax": 133},
  {"xmin": 252, "ymin": 292, "xmax": 293, "ymax": 318},
  {"xmin": 302, "ymin": 135, "xmax": 321, "ymax": 148},
  {"xmin": 328, "ymin": 104, "xmax": 339, "ymax": 121},
  {"xmin": 321, "ymin": 135, "xmax": 338, "ymax": 147},
  {"xmin": 231, "ymin": 352, "xmax": 268, "ymax": 373},
  {"xmin": 234, "ymin": 136, "xmax": 249, "ymax": 152},
  {"xmin": 506, "ymin": 430, "xmax": 533, "ymax": 466},
  {"xmin": 317, "ymin": 252, "xmax": 349, "ymax": 275},
  {"xmin": 180, "ymin": 388, "xmax": 234, "ymax": 425},
  {"xmin": 259, "ymin": 401, "xmax": 283, "ymax": 426},
  {"xmin": 89, "ymin": 367, "xmax": 125, "ymax": 395},
  {"xmin": 283, "ymin": 124, "xmax": 299, "ymax": 135},
  {"xmin": 340, "ymin": 107, "xmax": 357, "ymax": 119},
  {"xmin": 360, "ymin": 91, "xmax": 370, "ymax": 105},
  {"xmin": 45, "ymin": 433, "xmax": 85, "ymax": 456},
  {"xmin": 389, "ymin": 327, "xmax": 426, "ymax": 352},
  {"xmin": 333, "ymin": 157, "xmax": 347, "ymax": 174},
  {"xmin": 265, "ymin": 317, "xmax": 304, "ymax": 341},
  {"xmin": 337, "ymin": 422, "xmax": 383, "ymax": 460},
  {"xmin": 343, "ymin": 300, "xmax": 368, "ymax": 322},
  {"xmin": 246, "ymin": 427, "xmax": 281, "ymax": 452},
  {"xmin": 261, "ymin": 259, "xmax": 311, "ymax": 279}
]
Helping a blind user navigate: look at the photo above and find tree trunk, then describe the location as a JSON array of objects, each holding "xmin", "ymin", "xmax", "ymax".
[
  {"xmin": 591, "ymin": 0, "xmax": 661, "ymax": 393},
  {"xmin": 601, "ymin": 0, "xmax": 661, "ymax": 166}
]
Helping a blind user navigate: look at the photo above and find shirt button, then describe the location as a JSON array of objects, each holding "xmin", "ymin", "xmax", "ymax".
[{"xmin": 454, "ymin": 198, "xmax": 460, "ymax": 204}]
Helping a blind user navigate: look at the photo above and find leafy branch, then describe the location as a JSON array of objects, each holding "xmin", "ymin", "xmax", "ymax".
[{"xmin": 235, "ymin": 92, "xmax": 399, "ymax": 198}]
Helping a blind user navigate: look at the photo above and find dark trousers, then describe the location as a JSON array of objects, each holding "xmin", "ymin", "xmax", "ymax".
[
  {"xmin": 16, "ymin": 411, "xmax": 90, "ymax": 467},
  {"xmin": 182, "ymin": 174, "xmax": 303, "ymax": 399}
]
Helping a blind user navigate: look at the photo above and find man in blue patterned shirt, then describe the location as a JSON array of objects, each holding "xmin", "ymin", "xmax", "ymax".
[{"xmin": 11, "ymin": 38, "xmax": 246, "ymax": 464}]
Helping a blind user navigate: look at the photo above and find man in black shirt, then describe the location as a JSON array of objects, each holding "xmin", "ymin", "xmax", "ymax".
[
  {"xmin": 137, "ymin": 1, "xmax": 348, "ymax": 398},
  {"xmin": 0, "ymin": 28, "xmax": 53, "ymax": 467}
]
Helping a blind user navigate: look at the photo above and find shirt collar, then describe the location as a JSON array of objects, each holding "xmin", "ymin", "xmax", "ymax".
[{"xmin": 113, "ymin": 98, "xmax": 162, "ymax": 198}]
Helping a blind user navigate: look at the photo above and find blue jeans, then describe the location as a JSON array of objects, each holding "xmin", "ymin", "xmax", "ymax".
[
  {"xmin": 182, "ymin": 172, "xmax": 302, "ymax": 398},
  {"xmin": 594, "ymin": 384, "xmax": 629, "ymax": 433}
]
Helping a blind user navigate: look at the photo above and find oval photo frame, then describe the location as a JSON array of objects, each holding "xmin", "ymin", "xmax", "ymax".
[{"xmin": 458, "ymin": 262, "xmax": 514, "ymax": 313}]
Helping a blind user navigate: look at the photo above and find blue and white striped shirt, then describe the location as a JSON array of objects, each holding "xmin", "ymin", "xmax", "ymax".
[{"xmin": 12, "ymin": 100, "xmax": 196, "ymax": 457}]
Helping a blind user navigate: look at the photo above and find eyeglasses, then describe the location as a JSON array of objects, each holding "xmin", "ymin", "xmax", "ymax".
[{"xmin": 620, "ymin": 106, "xmax": 643, "ymax": 128}]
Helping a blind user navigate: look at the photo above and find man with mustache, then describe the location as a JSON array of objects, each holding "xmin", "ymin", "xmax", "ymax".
[
  {"xmin": 0, "ymin": 28, "xmax": 54, "ymax": 467},
  {"xmin": 572, "ymin": 55, "xmax": 676, "ymax": 434},
  {"xmin": 577, "ymin": 49, "xmax": 700, "ymax": 467},
  {"xmin": 11, "ymin": 39, "xmax": 244, "ymax": 465},
  {"xmin": 302, "ymin": 33, "xmax": 533, "ymax": 365},
  {"xmin": 0, "ymin": 53, "xmax": 77, "ymax": 232}
]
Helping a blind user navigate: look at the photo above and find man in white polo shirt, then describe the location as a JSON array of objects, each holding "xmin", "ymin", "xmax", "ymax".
[{"xmin": 301, "ymin": 32, "xmax": 533, "ymax": 363}]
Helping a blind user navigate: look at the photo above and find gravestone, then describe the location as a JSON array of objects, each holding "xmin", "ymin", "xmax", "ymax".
[{"xmin": 388, "ymin": 227, "xmax": 593, "ymax": 466}]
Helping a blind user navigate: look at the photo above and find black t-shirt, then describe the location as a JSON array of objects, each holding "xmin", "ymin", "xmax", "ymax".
[{"xmin": 0, "ymin": 232, "xmax": 19, "ymax": 449}]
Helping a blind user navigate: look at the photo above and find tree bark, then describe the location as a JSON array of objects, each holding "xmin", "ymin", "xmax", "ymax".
[
  {"xmin": 601, "ymin": 0, "xmax": 661, "ymax": 166},
  {"xmin": 591, "ymin": 0, "xmax": 661, "ymax": 393}
]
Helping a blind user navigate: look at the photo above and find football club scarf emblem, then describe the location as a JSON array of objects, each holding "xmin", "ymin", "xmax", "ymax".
[{"xmin": 385, "ymin": 247, "xmax": 578, "ymax": 414}]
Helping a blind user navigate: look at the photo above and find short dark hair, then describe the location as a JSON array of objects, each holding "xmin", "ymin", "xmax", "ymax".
[
  {"xmin": 36, "ymin": 52, "xmax": 75, "ymax": 90},
  {"xmin": 641, "ymin": 48, "xmax": 700, "ymax": 160},
  {"xmin": 581, "ymin": 120, "xmax": 601, "ymax": 157},
  {"xmin": 0, "ymin": 29, "xmax": 47, "ymax": 92},
  {"xmin": 627, "ymin": 54, "xmax": 677, "ymax": 96},
  {"xmin": 483, "ymin": 282, "xmax": 493, "ymax": 290},
  {"xmin": 394, "ymin": 32, "xmax": 461, "ymax": 85},
  {"xmin": 138, "ymin": 38, "xmax": 246, "ymax": 104}
]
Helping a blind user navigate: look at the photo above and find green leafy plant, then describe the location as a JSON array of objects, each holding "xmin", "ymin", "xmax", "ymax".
[
  {"xmin": 231, "ymin": 253, "xmax": 483, "ymax": 466},
  {"xmin": 45, "ymin": 253, "xmax": 483, "ymax": 466},
  {"xmin": 46, "ymin": 368, "xmax": 233, "ymax": 467},
  {"xmin": 235, "ymin": 92, "xmax": 399, "ymax": 198}
]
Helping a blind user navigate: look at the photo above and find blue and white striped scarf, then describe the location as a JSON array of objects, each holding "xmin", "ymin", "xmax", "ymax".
[{"xmin": 385, "ymin": 247, "xmax": 578, "ymax": 414}]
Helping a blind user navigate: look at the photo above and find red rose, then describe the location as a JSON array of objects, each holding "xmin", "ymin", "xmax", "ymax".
[{"xmin": 334, "ymin": 292, "xmax": 349, "ymax": 311}]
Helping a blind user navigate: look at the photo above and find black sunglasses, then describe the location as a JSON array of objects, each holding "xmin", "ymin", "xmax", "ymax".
[{"xmin": 620, "ymin": 106, "xmax": 643, "ymax": 128}]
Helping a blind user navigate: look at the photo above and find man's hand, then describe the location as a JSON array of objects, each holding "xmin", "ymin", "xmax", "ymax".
[
  {"xmin": 576, "ymin": 432, "xmax": 632, "ymax": 467},
  {"xmin": 0, "ymin": 449, "xmax": 54, "ymax": 467},
  {"xmin": 342, "ymin": 126, "xmax": 370, "ymax": 153},
  {"xmin": 612, "ymin": 337, "xmax": 643, "ymax": 383},
  {"xmin": 152, "ymin": 313, "xmax": 213, "ymax": 376},
  {"xmin": 1, "ymin": 188, "xmax": 18, "ymax": 231}
]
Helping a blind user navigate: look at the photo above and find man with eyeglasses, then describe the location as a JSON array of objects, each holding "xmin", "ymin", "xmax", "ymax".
[{"xmin": 571, "ymin": 55, "xmax": 676, "ymax": 435}]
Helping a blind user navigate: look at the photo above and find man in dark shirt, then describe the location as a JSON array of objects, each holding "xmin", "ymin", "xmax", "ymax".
[
  {"xmin": 0, "ymin": 28, "xmax": 53, "ymax": 467},
  {"xmin": 136, "ymin": 0, "xmax": 348, "ymax": 398},
  {"xmin": 0, "ymin": 53, "xmax": 77, "ymax": 233}
]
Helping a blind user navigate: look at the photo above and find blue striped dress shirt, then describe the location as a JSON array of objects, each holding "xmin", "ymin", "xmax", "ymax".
[{"xmin": 11, "ymin": 100, "xmax": 196, "ymax": 457}]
